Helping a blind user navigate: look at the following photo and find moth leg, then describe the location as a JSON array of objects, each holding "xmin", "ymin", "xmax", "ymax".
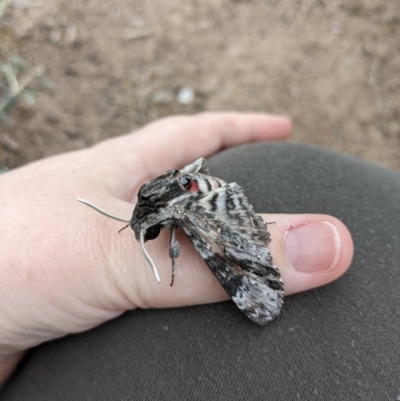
[{"xmin": 169, "ymin": 226, "xmax": 180, "ymax": 286}]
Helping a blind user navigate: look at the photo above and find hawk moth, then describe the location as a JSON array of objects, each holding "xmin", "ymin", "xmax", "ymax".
[{"xmin": 77, "ymin": 158, "xmax": 284, "ymax": 325}]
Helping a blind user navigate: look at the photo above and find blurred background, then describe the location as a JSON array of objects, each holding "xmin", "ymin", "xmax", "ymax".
[{"xmin": 0, "ymin": 0, "xmax": 399, "ymax": 170}]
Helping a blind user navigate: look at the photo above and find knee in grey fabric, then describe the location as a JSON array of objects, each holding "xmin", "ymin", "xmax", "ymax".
[{"xmin": 2, "ymin": 143, "xmax": 399, "ymax": 400}]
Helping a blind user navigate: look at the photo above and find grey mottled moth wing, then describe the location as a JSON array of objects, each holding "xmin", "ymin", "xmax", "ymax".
[{"xmin": 176, "ymin": 183, "xmax": 283, "ymax": 325}]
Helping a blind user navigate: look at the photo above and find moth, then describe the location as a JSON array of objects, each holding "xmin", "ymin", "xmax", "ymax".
[{"xmin": 76, "ymin": 158, "xmax": 283, "ymax": 325}]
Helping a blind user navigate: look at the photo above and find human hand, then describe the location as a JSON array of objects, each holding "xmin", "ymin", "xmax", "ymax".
[{"xmin": 0, "ymin": 113, "xmax": 353, "ymax": 380}]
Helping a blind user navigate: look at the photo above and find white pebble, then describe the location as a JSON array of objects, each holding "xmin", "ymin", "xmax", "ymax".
[{"xmin": 177, "ymin": 86, "xmax": 195, "ymax": 105}]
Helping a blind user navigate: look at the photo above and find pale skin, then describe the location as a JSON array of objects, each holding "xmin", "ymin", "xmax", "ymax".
[{"xmin": 0, "ymin": 113, "xmax": 353, "ymax": 381}]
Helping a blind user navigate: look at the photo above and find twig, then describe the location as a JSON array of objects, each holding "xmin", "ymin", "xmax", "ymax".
[
  {"xmin": 368, "ymin": 44, "xmax": 382, "ymax": 86},
  {"xmin": 123, "ymin": 29, "xmax": 153, "ymax": 41}
]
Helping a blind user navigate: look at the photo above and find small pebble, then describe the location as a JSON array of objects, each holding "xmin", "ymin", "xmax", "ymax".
[{"xmin": 177, "ymin": 86, "xmax": 194, "ymax": 105}]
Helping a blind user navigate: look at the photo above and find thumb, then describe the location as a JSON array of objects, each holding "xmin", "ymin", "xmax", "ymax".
[{"xmin": 109, "ymin": 213, "xmax": 352, "ymax": 309}]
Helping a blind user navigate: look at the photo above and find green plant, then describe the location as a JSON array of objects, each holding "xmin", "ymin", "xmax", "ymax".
[{"xmin": 0, "ymin": 54, "xmax": 45, "ymax": 119}]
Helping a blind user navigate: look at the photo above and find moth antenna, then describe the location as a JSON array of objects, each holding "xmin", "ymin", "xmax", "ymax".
[
  {"xmin": 75, "ymin": 198, "xmax": 131, "ymax": 223},
  {"xmin": 140, "ymin": 230, "xmax": 161, "ymax": 284}
]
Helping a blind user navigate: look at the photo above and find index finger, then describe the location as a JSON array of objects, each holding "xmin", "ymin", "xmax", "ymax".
[{"xmin": 95, "ymin": 112, "xmax": 292, "ymax": 180}]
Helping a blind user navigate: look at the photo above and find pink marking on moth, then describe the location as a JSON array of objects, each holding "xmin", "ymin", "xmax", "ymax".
[
  {"xmin": 190, "ymin": 180, "xmax": 199, "ymax": 193},
  {"xmin": 211, "ymin": 179, "xmax": 219, "ymax": 189}
]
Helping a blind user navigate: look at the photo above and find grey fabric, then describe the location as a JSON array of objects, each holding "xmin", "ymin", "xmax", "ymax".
[{"xmin": 1, "ymin": 143, "xmax": 399, "ymax": 400}]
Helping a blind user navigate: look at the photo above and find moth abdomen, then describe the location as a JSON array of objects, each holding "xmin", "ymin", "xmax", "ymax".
[{"xmin": 208, "ymin": 193, "xmax": 219, "ymax": 212}]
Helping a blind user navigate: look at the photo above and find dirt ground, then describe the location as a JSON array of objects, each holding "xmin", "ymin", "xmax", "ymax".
[{"xmin": 0, "ymin": 0, "xmax": 399, "ymax": 171}]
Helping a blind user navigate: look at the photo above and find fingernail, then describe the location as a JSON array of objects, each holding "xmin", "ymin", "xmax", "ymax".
[{"xmin": 285, "ymin": 221, "xmax": 340, "ymax": 273}]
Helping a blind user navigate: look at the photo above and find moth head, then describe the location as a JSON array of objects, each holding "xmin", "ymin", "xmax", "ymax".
[
  {"xmin": 130, "ymin": 171, "xmax": 195, "ymax": 284},
  {"xmin": 130, "ymin": 170, "xmax": 194, "ymax": 238},
  {"xmin": 136, "ymin": 171, "xmax": 194, "ymax": 209},
  {"xmin": 130, "ymin": 170, "xmax": 196, "ymax": 284}
]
